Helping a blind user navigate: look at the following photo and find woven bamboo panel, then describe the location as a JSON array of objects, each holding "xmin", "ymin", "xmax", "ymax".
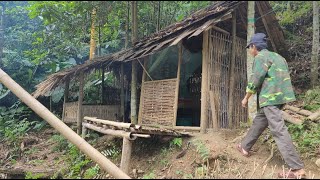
[
  {"xmin": 207, "ymin": 30, "xmax": 248, "ymax": 129},
  {"xmin": 63, "ymin": 102, "xmax": 120, "ymax": 123},
  {"xmin": 139, "ymin": 79, "xmax": 177, "ymax": 126}
]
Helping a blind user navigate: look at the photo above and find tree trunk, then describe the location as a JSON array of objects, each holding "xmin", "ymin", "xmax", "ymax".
[
  {"xmin": 311, "ymin": 1, "xmax": 319, "ymax": 87},
  {"xmin": 89, "ymin": 8, "xmax": 97, "ymax": 60},
  {"xmin": 130, "ymin": 1, "xmax": 138, "ymax": 124},
  {"xmin": 247, "ymin": 1, "xmax": 256, "ymax": 122}
]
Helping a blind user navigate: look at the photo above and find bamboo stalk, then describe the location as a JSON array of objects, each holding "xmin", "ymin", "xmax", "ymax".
[
  {"xmin": 200, "ymin": 30, "xmax": 209, "ymax": 133},
  {"xmin": 228, "ymin": 10, "xmax": 237, "ymax": 129},
  {"xmin": 307, "ymin": 108, "xmax": 320, "ymax": 121},
  {"xmin": 0, "ymin": 68, "xmax": 130, "ymax": 179},
  {"xmin": 283, "ymin": 105, "xmax": 312, "ymax": 116},
  {"xmin": 83, "ymin": 122, "xmax": 136, "ymax": 141},
  {"xmin": 120, "ymin": 138, "xmax": 133, "ymax": 174},
  {"xmin": 77, "ymin": 72, "xmax": 84, "ymax": 135},
  {"xmin": 62, "ymin": 78, "xmax": 69, "ymax": 122},
  {"xmin": 282, "ymin": 111, "xmax": 303, "ymax": 125},
  {"xmin": 84, "ymin": 116, "xmax": 135, "ymax": 129},
  {"xmin": 173, "ymin": 42, "xmax": 182, "ymax": 127}
]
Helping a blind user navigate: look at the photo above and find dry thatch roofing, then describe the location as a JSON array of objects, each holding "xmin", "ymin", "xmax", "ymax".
[{"xmin": 33, "ymin": 1, "xmax": 287, "ymax": 98}]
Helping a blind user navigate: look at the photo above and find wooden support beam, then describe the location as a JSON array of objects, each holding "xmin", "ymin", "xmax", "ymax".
[
  {"xmin": 120, "ymin": 138, "xmax": 133, "ymax": 174},
  {"xmin": 62, "ymin": 78, "xmax": 70, "ymax": 122},
  {"xmin": 200, "ymin": 30, "xmax": 209, "ymax": 134},
  {"xmin": 173, "ymin": 42, "xmax": 182, "ymax": 127},
  {"xmin": 256, "ymin": 2, "xmax": 277, "ymax": 53},
  {"xmin": 228, "ymin": 10, "xmax": 237, "ymax": 129},
  {"xmin": 77, "ymin": 72, "xmax": 84, "ymax": 135}
]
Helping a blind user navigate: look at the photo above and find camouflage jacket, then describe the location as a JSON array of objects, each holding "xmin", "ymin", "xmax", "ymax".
[{"xmin": 246, "ymin": 49, "xmax": 296, "ymax": 108}]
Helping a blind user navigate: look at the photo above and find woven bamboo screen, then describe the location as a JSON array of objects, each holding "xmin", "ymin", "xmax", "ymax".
[
  {"xmin": 207, "ymin": 30, "xmax": 248, "ymax": 129},
  {"xmin": 138, "ymin": 78, "xmax": 177, "ymax": 126},
  {"xmin": 63, "ymin": 102, "xmax": 120, "ymax": 123}
]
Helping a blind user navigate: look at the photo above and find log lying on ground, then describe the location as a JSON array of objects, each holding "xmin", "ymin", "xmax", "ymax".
[
  {"xmin": 283, "ymin": 105, "xmax": 313, "ymax": 116},
  {"xmin": 307, "ymin": 108, "xmax": 320, "ymax": 121},
  {"xmin": 282, "ymin": 111, "xmax": 303, "ymax": 125}
]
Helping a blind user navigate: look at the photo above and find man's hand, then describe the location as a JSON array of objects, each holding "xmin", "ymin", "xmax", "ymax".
[
  {"xmin": 242, "ymin": 92, "xmax": 253, "ymax": 108},
  {"xmin": 241, "ymin": 97, "xmax": 248, "ymax": 108}
]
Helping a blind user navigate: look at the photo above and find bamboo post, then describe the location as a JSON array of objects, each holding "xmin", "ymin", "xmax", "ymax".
[
  {"xmin": 0, "ymin": 68, "xmax": 130, "ymax": 179},
  {"xmin": 173, "ymin": 43, "xmax": 182, "ymax": 127},
  {"xmin": 77, "ymin": 72, "xmax": 84, "ymax": 135},
  {"xmin": 138, "ymin": 58, "xmax": 147, "ymax": 124},
  {"xmin": 200, "ymin": 30, "xmax": 209, "ymax": 134},
  {"xmin": 228, "ymin": 10, "xmax": 237, "ymax": 129},
  {"xmin": 101, "ymin": 67, "xmax": 105, "ymax": 104},
  {"xmin": 120, "ymin": 63, "xmax": 125, "ymax": 121},
  {"xmin": 82, "ymin": 125, "xmax": 87, "ymax": 138},
  {"xmin": 120, "ymin": 138, "xmax": 133, "ymax": 174},
  {"xmin": 247, "ymin": 1, "xmax": 256, "ymax": 122},
  {"xmin": 62, "ymin": 78, "xmax": 70, "ymax": 122}
]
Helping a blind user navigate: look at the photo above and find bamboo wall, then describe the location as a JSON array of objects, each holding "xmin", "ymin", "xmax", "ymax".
[
  {"xmin": 63, "ymin": 101, "xmax": 120, "ymax": 123},
  {"xmin": 207, "ymin": 30, "xmax": 248, "ymax": 129}
]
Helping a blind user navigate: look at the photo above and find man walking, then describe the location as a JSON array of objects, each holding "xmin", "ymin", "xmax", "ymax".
[{"xmin": 237, "ymin": 33, "xmax": 306, "ymax": 178}]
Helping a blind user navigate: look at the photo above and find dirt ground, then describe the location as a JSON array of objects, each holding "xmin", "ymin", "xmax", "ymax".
[{"xmin": 1, "ymin": 127, "xmax": 320, "ymax": 179}]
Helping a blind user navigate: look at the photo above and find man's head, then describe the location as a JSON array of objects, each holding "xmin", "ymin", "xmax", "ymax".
[{"xmin": 246, "ymin": 33, "xmax": 268, "ymax": 57}]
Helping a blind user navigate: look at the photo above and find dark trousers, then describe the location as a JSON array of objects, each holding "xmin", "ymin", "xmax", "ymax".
[{"xmin": 241, "ymin": 105, "xmax": 304, "ymax": 170}]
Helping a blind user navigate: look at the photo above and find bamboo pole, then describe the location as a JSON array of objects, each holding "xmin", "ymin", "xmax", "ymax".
[
  {"xmin": 173, "ymin": 42, "xmax": 182, "ymax": 127},
  {"xmin": 120, "ymin": 64, "xmax": 125, "ymax": 121},
  {"xmin": 138, "ymin": 58, "xmax": 147, "ymax": 124},
  {"xmin": 62, "ymin": 78, "xmax": 70, "ymax": 122},
  {"xmin": 84, "ymin": 116, "xmax": 135, "ymax": 129},
  {"xmin": 228, "ymin": 10, "xmax": 237, "ymax": 129},
  {"xmin": 282, "ymin": 111, "xmax": 303, "ymax": 125},
  {"xmin": 77, "ymin": 72, "xmax": 84, "ymax": 135},
  {"xmin": 200, "ymin": 30, "xmax": 209, "ymax": 134},
  {"xmin": 0, "ymin": 68, "xmax": 130, "ymax": 179},
  {"xmin": 307, "ymin": 108, "xmax": 320, "ymax": 121},
  {"xmin": 120, "ymin": 138, "xmax": 133, "ymax": 174},
  {"xmin": 283, "ymin": 105, "xmax": 313, "ymax": 117}
]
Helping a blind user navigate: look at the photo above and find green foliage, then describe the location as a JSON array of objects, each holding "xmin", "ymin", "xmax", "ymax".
[
  {"xmin": 101, "ymin": 144, "xmax": 121, "ymax": 160},
  {"xmin": 193, "ymin": 140, "xmax": 210, "ymax": 162},
  {"xmin": 25, "ymin": 171, "xmax": 46, "ymax": 179},
  {"xmin": 170, "ymin": 137, "xmax": 183, "ymax": 148},
  {"xmin": 299, "ymin": 87, "xmax": 320, "ymax": 111},
  {"xmin": 49, "ymin": 134, "xmax": 68, "ymax": 152},
  {"xmin": 288, "ymin": 122, "xmax": 320, "ymax": 157},
  {"xmin": 83, "ymin": 164, "xmax": 100, "ymax": 179}
]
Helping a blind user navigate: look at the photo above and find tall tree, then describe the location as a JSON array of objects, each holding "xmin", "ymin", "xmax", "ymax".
[
  {"xmin": 89, "ymin": 7, "xmax": 96, "ymax": 60},
  {"xmin": 311, "ymin": 1, "xmax": 319, "ymax": 87},
  {"xmin": 247, "ymin": 1, "xmax": 256, "ymax": 122},
  {"xmin": 130, "ymin": 1, "xmax": 138, "ymax": 124}
]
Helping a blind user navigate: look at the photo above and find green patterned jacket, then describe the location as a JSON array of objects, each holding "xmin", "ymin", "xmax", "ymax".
[{"xmin": 246, "ymin": 49, "xmax": 296, "ymax": 108}]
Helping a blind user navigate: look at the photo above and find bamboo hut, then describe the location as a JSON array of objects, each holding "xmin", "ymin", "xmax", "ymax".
[{"xmin": 33, "ymin": 1, "xmax": 287, "ymax": 133}]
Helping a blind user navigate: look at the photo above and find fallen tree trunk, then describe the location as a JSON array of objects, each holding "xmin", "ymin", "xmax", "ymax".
[
  {"xmin": 282, "ymin": 111, "xmax": 303, "ymax": 125},
  {"xmin": 307, "ymin": 108, "xmax": 320, "ymax": 121},
  {"xmin": 283, "ymin": 105, "xmax": 313, "ymax": 116}
]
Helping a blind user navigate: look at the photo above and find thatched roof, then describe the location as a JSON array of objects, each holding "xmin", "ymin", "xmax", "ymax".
[{"xmin": 33, "ymin": 1, "xmax": 287, "ymax": 98}]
